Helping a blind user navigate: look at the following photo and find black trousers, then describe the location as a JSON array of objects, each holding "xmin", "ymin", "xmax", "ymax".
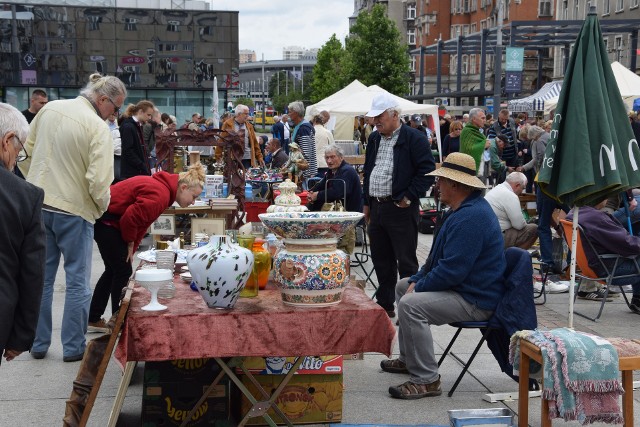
[
  {"xmin": 88, "ymin": 221, "xmax": 132, "ymax": 322},
  {"xmin": 368, "ymin": 199, "xmax": 420, "ymax": 311}
]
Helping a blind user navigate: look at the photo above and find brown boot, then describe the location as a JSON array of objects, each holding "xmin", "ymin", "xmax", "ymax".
[{"xmin": 389, "ymin": 376, "xmax": 442, "ymax": 399}]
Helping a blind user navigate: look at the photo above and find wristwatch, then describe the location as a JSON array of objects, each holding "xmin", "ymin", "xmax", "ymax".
[{"xmin": 403, "ymin": 197, "xmax": 411, "ymax": 206}]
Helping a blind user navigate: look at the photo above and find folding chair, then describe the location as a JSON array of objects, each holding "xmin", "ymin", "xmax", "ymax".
[
  {"xmin": 438, "ymin": 247, "xmax": 537, "ymax": 396},
  {"xmin": 559, "ymin": 219, "xmax": 638, "ymax": 322},
  {"xmin": 350, "ymin": 223, "xmax": 378, "ymax": 297}
]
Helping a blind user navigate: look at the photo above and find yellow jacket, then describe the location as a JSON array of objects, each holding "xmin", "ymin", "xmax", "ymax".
[
  {"xmin": 215, "ymin": 118, "xmax": 263, "ymax": 166},
  {"xmin": 20, "ymin": 96, "xmax": 113, "ymax": 223}
]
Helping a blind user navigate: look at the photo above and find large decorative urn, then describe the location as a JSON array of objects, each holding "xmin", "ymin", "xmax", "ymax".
[
  {"xmin": 186, "ymin": 235, "xmax": 254, "ymax": 309},
  {"xmin": 258, "ymin": 211, "xmax": 364, "ymax": 307}
]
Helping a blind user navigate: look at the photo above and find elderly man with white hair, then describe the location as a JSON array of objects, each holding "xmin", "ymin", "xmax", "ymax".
[
  {"xmin": 363, "ymin": 92, "xmax": 436, "ymax": 317},
  {"xmin": 0, "ymin": 103, "xmax": 45, "ymax": 364},
  {"xmin": 21, "ymin": 73, "xmax": 127, "ymax": 362},
  {"xmin": 216, "ymin": 104, "xmax": 264, "ymax": 168},
  {"xmin": 485, "ymin": 172, "xmax": 538, "ymax": 250}
]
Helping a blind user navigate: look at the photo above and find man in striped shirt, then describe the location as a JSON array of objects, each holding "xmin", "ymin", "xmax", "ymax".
[
  {"xmin": 287, "ymin": 101, "xmax": 317, "ymax": 184},
  {"xmin": 486, "ymin": 109, "xmax": 519, "ymax": 168}
]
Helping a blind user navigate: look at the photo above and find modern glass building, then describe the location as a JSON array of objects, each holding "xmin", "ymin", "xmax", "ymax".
[{"xmin": 0, "ymin": 1, "xmax": 239, "ymax": 125}]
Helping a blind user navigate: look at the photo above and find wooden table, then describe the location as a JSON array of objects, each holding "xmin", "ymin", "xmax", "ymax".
[
  {"xmin": 162, "ymin": 199, "xmax": 238, "ymax": 230},
  {"xmin": 111, "ymin": 283, "xmax": 396, "ymax": 426},
  {"xmin": 518, "ymin": 339, "xmax": 640, "ymax": 427}
]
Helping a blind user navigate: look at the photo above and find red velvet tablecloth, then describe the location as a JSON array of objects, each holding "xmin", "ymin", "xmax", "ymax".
[{"xmin": 114, "ymin": 283, "xmax": 396, "ymax": 363}]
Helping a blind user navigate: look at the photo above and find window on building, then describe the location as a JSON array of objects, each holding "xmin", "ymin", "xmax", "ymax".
[
  {"xmin": 471, "ymin": 0, "xmax": 478, "ymax": 11},
  {"xmin": 408, "ymin": 29, "xmax": 416, "ymax": 45},
  {"xmin": 615, "ymin": 36, "xmax": 623, "ymax": 61},
  {"xmin": 616, "ymin": 0, "xmax": 624, "ymax": 11},
  {"xmin": 632, "ymin": 0, "xmax": 639, "ymax": 8},
  {"xmin": 407, "ymin": 4, "xmax": 417, "ymax": 19},
  {"xmin": 462, "ymin": 55, "xmax": 469, "ymax": 74},
  {"xmin": 464, "ymin": 0, "xmax": 470, "ymax": 12},
  {"xmin": 562, "ymin": 0, "xmax": 569, "ymax": 18},
  {"xmin": 603, "ymin": 0, "xmax": 610, "ymax": 14},
  {"xmin": 480, "ymin": 19, "xmax": 487, "ymax": 30},
  {"xmin": 503, "ymin": 0, "xmax": 510, "ymax": 20},
  {"xmin": 451, "ymin": 0, "xmax": 456, "ymax": 13},
  {"xmin": 574, "ymin": 0, "xmax": 580, "ymax": 17},
  {"xmin": 451, "ymin": 55, "xmax": 458, "ymax": 74},
  {"xmin": 603, "ymin": 38, "xmax": 609, "ymax": 58},
  {"xmin": 471, "ymin": 23, "xmax": 477, "ymax": 33},
  {"xmin": 463, "ymin": 24, "xmax": 470, "ymax": 36},
  {"xmin": 470, "ymin": 54, "xmax": 477, "ymax": 74},
  {"xmin": 411, "ymin": 56, "xmax": 417, "ymax": 72},
  {"xmin": 539, "ymin": 0, "xmax": 553, "ymax": 16}
]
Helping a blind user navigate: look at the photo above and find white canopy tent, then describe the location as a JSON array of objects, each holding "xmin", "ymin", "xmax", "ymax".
[
  {"xmin": 543, "ymin": 61, "xmax": 640, "ymax": 116},
  {"xmin": 507, "ymin": 81, "xmax": 563, "ymax": 113},
  {"xmin": 305, "ymin": 82, "xmax": 441, "ymax": 153}
]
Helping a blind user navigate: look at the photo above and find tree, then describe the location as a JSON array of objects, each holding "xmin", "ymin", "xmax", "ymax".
[
  {"xmin": 233, "ymin": 97, "xmax": 254, "ymax": 108},
  {"xmin": 343, "ymin": 4, "xmax": 411, "ymax": 96},
  {"xmin": 310, "ymin": 34, "xmax": 346, "ymax": 103}
]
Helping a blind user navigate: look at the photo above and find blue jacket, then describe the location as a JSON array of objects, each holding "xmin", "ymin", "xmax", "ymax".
[
  {"xmin": 363, "ymin": 123, "xmax": 435, "ymax": 205},
  {"xmin": 309, "ymin": 160, "xmax": 363, "ymax": 213},
  {"xmin": 410, "ymin": 192, "xmax": 506, "ymax": 311}
]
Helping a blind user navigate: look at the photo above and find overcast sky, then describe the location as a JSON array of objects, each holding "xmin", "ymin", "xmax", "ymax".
[{"xmin": 211, "ymin": 1, "xmax": 354, "ymax": 61}]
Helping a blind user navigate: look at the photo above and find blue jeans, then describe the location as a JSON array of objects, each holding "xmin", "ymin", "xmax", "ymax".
[
  {"xmin": 33, "ymin": 211, "xmax": 94, "ymax": 357},
  {"xmin": 537, "ymin": 188, "xmax": 557, "ymax": 267},
  {"xmin": 611, "ymin": 258, "xmax": 640, "ymax": 296},
  {"xmin": 613, "ymin": 195, "xmax": 640, "ymax": 232}
]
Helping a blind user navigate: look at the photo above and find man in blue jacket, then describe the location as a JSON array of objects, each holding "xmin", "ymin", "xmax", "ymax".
[
  {"xmin": 380, "ymin": 152, "xmax": 506, "ymax": 399},
  {"xmin": 363, "ymin": 93, "xmax": 436, "ymax": 317}
]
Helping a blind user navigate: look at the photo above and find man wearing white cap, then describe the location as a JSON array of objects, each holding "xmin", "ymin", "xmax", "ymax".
[
  {"xmin": 363, "ymin": 92, "xmax": 436, "ymax": 317},
  {"xmin": 380, "ymin": 152, "xmax": 506, "ymax": 399}
]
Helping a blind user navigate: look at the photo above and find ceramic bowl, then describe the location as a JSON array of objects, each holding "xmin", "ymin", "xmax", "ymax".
[{"xmin": 258, "ymin": 212, "xmax": 364, "ymax": 241}]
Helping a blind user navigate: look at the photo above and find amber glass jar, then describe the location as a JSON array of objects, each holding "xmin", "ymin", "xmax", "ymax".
[
  {"xmin": 252, "ymin": 238, "xmax": 272, "ymax": 290},
  {"xmin": 237, "ymin": 235, "xmax": 258, "ymax": 298}
]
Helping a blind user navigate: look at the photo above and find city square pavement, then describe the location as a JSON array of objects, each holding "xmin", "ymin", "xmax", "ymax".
[{"xmin": 1, "ymin": 231, "xmax": 639, "ymax": 427}]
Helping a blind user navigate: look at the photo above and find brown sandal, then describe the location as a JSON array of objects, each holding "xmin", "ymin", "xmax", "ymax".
[
  {"xmin": 389, "ymin": 377, "xmax": 442, "ymax": 399},
  {"xmin": 380, "ymin": 358, "xmax": 409, "ymax": 374}
]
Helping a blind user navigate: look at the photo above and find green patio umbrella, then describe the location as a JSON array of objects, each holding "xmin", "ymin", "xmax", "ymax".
[{"xmin": 537, "ymin": 8, "xmax": 640, "ymax": 327}]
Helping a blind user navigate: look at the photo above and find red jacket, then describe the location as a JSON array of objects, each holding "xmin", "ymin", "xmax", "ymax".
[{"xmin": 104, "ymin": 171, "xmax": 178, "ymax": 251}]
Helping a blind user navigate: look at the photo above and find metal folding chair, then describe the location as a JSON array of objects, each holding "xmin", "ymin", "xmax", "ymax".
[
  {"xmin": 559, "ymin": 219, "xmax": 639, "ymax": 322},
  {"xmin": 350, "ymin": 223, "xmax": 377, "ymax": 297}
]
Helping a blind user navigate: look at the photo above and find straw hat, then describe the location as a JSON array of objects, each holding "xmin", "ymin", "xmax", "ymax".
[{"xmin": 427, "ymin": 152, "xmax": 486, "ymax": 189}]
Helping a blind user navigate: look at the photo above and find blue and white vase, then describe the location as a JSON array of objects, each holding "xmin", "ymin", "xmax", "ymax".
[{"xmin": 187, "ymin": 235, "xmax": 254, "ymax": 309}]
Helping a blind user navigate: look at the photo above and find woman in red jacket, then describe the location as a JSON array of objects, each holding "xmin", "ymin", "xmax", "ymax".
[{"xmin": 87, "ymin": 163, "xmax": 205, "ymax": 332}]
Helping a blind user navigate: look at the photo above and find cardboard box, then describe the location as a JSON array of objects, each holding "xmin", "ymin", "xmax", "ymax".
[
  {"xmin": 237, "ymin": 355, "xmax": 343, "ymax": 375},
  {"xmin": 145, "ymin": 358, "xmax": 222, "ymax": 384},
  {"xmin": 239, "ymin": 374, "xmax": 343, "ymax": 425},
  {"xmin": 142, "ymin": 380, "xmax": 233, "ymax": 427}
]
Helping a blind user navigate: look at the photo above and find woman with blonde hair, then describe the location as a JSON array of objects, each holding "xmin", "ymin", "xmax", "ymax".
[
  {"xmin": 87, "ymin": 163, "xmax": 205, "ymax": 332},
  {"xmin": 119, "ymin": 100, "xmax": 155, "ymax": 180}
]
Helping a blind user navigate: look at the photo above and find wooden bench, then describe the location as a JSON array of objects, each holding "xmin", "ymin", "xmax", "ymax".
[{"xmin": 518, "ymin": 339, "xmax": 640, "ymax": 427}]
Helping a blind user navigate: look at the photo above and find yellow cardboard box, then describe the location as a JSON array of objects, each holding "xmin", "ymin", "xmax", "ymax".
[
  {"xmin": 238, "ymin": 355, "xmax": 342, "ymax": 375},
  {"xmin": 239, "ymin": 374, "xmax": 343, "ymax": 425}
]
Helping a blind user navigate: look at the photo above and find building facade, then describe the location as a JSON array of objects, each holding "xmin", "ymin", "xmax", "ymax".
[
  {"xmin": 0, "ymin": 1, "xmax": 239, "ymax": 125},
  {"xmin": 239, "ymin": 49, "xmax": 256, "ymax": 64}
]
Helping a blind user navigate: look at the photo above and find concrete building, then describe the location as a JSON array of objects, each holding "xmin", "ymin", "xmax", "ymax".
[
  {"xmin": 282, "ymin": 46, "xmax": 319, "ymax": 61},
  {"xmin": 0, "ymin": 0, "xmax": 239, "ymax": 125},
  {"xmin": 239, "ymin": 49, "xmax": 257, "ymax": 64},
  {"xmin": 235, "ymin": 59, "xmax": 316, "ymax": 111}
]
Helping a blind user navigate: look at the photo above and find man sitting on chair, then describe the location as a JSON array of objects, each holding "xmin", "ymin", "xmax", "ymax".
[
  {"xmin": 485, "ymin": 172, "xmax": 538, "ymax": 249},
  {"xmin": 380, "ymin": 152, "xmax": 506, "ymax": 399},
  {"xmin": 566, "ymin": 197, "xmax": 640, "ymax": 311}
]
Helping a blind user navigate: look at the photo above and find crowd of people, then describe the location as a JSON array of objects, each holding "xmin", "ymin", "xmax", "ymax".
[{"xmin": 4, "ymin": 74, "xmax": 640, "ymax": 410}]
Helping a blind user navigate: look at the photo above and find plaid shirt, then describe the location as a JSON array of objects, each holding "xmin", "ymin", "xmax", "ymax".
[{"xmin": 368, "ymin": 126, "xmax": 401, "ymax": 197}]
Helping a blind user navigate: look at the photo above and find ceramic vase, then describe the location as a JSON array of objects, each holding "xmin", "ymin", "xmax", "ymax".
[
  {"xmin": 267, "ymin": 179, "xmax": 308, "ymax": 213},
  {"xmin": 186, "ymin": 235, "xmax": 254, "ymax": 309},
  {"xmin": 258, "ymin": 212, "xmax": 364, "ymax": 307}
]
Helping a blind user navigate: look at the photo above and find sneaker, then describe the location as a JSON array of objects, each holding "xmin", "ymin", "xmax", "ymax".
[
  {"xmin": 577, "ymin": 290, "xmax": 614, "ymax": 302},
  {"xmin": 546, "ymin": 281, "xmax": 570, "ymax": 294},
  {"xmin": 63, "ymin": 353, "xmax": 85, "ymax": 362},
  {"xmin": 386, "ymin": 310, "xmax": 396, "ymax": 318},
  {"xmin": 88, "ymin": 318, "xmax": 111, "ymax": 334},
  {"xmin": 31, "ymin": 351, "xmax": 47, "ymax": 359}
]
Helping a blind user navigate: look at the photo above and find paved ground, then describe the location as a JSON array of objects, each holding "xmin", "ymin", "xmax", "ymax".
[{"xmin": 1, "ymin": 231, "xmax": 639, "ymax": 427}]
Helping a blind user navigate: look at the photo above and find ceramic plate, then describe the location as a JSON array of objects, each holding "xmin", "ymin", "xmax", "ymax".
[{"xmin": 137, "ymin": 249, "xmax": 189, "ymax": 264}]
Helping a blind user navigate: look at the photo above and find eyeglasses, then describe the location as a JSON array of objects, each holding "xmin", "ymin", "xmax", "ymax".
[
  {"xmin": 15, "ymin": 134, "xmax": 28, "ymax": 163},
  {"xmin": 106, "ymin": 97, "xmax": 121, "ymax": 115}
]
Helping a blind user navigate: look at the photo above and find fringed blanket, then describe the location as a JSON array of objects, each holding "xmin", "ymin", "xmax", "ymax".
[{"xmin": 510, "ymin": 328, "xmax": 624, "ymax": 425}]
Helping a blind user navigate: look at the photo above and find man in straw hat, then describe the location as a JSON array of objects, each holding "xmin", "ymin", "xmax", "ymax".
[
  {"xmin": 380, "ymin": 152, "xmax": 506, "ymax": 399},
  {"xmin": 363, "ymin": 92, "xmax": 436, "ymax": 318}
]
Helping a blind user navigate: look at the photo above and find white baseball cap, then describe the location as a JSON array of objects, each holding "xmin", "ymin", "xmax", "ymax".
[{"xmin": 365, "ymin": 92, "xmax": 400, "ymax": 117}]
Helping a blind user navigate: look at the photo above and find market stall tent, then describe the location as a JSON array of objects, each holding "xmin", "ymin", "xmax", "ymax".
[
  {"xmin": 306, "ymin": 83, "xmax": 441, "ymax": 153},
  {"xmin": 543, "ymin": 61, "xmax": 640, "ymax": 116},
  {"xmin": 507, "ymin": 81, "xmax": 563, "ymax": 113}
]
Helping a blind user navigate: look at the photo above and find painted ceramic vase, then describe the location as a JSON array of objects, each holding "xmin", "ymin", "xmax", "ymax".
[
  {"xmin": 186, "ymin": 235, "xmax": 254, "ymax": 309},
  {"xmin": 259, "ymin": 212, "xmax": 364, "ymax": 307}
]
